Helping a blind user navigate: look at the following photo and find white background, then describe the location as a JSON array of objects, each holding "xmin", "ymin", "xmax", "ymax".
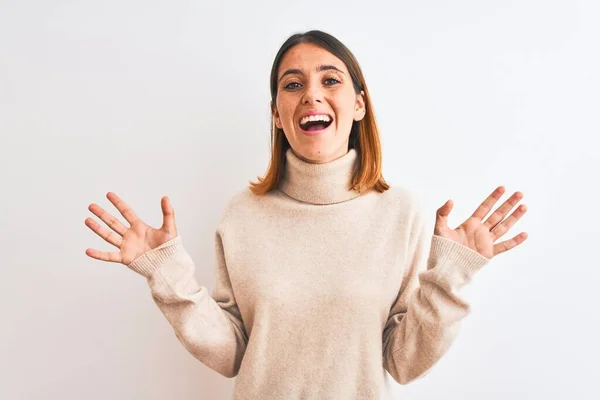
[{"xmin": 1, "ymin": 0, "xmax": 598, "ymax": 399}]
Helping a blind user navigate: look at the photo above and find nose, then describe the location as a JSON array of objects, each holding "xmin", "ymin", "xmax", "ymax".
[{"xmin": 301, "ymin": 82, "xmax": 323, "ymax": 104}]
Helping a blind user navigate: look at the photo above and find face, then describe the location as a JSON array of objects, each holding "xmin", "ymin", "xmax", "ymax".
[{"xmin": 272, "ymin": 42, "xmax": 366, "ymax": 164}]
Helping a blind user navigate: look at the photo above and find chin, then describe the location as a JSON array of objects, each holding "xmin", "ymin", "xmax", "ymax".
[{"xmin": 297, "ymin": 146, "xmax": 341, "ymax": 163}]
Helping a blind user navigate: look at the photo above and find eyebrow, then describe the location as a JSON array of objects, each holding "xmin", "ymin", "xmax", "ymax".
[{"xmin": 278, "ymin": 64, "xmax": 345, "ymax": 84}]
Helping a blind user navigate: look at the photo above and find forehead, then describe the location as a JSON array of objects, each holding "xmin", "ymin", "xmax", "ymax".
[{"xmin": 278, "ymin": 43, "xmax": 348, "ymax": 76}]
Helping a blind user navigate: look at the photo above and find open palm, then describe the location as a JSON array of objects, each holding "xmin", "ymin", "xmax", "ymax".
[
  {"xmin": 434, "ymin": 186, "xmax": 528, "ymax": 259},
  {"xmin": 85, "ymin": 192, "xmax": 177, "ymax": 265}
]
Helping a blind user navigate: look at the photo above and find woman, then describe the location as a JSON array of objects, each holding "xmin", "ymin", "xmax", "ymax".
[{"xmin": 85, "ymin": 30, "xmax": 528, "ymax": 399}]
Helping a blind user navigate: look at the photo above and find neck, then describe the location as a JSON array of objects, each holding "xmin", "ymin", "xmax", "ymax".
[{"xmin": 278, "ymin": 148, "xmax": 362, "ymax": 205}]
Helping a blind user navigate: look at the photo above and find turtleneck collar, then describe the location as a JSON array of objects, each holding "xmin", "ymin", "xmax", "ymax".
[{"xmin": 278, "ymin": 148, "xmax": 362, "ymax": 205}]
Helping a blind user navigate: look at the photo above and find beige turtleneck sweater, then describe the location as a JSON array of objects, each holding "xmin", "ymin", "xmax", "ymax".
[{"xmin": 127, "ymin": 148, "xmax": 491, "ymax": 399}]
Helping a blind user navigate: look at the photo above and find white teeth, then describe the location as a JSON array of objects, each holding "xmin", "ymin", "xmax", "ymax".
[{"xmin": 300, "ymin": 114, "xmax": 331, "ymax": 125}]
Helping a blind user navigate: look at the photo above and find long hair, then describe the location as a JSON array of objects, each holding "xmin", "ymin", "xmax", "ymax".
[{"xmin": 249, "ymin": 30, "xmax": 389, "ymax": 195}]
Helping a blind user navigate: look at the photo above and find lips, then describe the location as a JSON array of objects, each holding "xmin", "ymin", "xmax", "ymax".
[
  {"xmin": 299, "ymin": 119, "xmax": 332, "ymax": 132},
  {"xmin": 297, "ymin": 111, "xmax": 334, "ymax": 132},
  {"xmin": 297, "ymin": 111, "xmax": 333, "ymax": 124}
]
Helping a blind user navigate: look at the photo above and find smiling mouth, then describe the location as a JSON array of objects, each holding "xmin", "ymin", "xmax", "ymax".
[{"xmin": 298, "ymin": 118, "xmax": 333, "ymax": 132}]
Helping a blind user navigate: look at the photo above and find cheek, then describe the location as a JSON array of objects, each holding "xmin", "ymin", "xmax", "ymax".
[
  {"xmin": 277, "ymin": 98, "xmax": 295, "ymax": 123},
  {"xmin": 334, "ymin": 91, "xmax": 358, "ymax": 118},
  {"xmin": 333, "ymin": 101, "xmax": 355, "ymax": 125}
]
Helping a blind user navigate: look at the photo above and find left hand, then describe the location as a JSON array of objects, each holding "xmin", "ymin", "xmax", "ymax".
[{"xmin": 434, "ymin": 186, "xmax": 528, "ymax": 259}]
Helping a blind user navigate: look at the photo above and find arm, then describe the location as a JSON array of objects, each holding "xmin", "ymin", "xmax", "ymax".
[
  {"xmin": 382, "ymin": 209, "xmax": 489, "ymax": 384},
  {"xmin": 127, "ymin": 211, "xmax": 248, "ymax": 378}
]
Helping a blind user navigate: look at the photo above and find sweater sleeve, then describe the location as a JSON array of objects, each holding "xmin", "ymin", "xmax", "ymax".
[
  {"xmin": 382, "ymin": 206, "xmax": 490, "ymax": 384},
  {"xmin": 126, "ymin": 210, "xmax": 248, "ymax": 378}
]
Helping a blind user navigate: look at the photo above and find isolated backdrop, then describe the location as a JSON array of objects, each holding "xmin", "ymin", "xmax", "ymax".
[{"xmin": 1, "ymin": 0, "xmax": 598, "ymax": 399}]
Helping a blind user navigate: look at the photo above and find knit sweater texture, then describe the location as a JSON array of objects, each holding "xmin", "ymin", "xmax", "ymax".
[{"xmin": 127, "ymin": 148, "xmax": 491, "ymax": 399}]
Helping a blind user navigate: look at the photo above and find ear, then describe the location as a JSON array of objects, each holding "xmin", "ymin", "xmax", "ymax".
[
  {"xmin": 271, "ymin": 101, "xmax": 282, "ymax": 129},
  {"xmin": 353, "ymin": 90, "xmax": 366, "ymax": 121}
]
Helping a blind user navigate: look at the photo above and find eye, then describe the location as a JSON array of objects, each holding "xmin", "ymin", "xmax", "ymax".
[
  {"xmin": 284, "ymin": 82, "xmax": 301, "ymax": 90},
  {"xmin": 283, "ymin": 77, "xmax": 340, "ymax": 91}
]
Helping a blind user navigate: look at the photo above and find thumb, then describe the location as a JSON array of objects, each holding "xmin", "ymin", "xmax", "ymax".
[
  {"xmin": 435, "ymin": 199, "xmax": 453, "ymax": 231},
  {"xmin": 160, "ymin": 196, "xmax": 176, "ymax": 233}
]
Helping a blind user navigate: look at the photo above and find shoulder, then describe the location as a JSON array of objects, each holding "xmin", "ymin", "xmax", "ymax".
[
  {"xmin": 222, "ymin": 186, "xmax": 267, "ymax": 214},
  {"xmin": 370, "ymin": 184, "xmax": 428, "ymax": 239},
  {"xmin": 374, "ymin": 184, "xmax": 424, "ymax": 216},
  {"xmin": 216, "ymin": 186, "xmax": 268, "ymax": 228}
]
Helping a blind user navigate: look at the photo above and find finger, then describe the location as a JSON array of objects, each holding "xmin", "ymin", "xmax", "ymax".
[
  {"xmin": 88, "ymin": 203, "xmax": 128, "ymax": 236},
  {"xmin": 490, "ymin": 204, "xmax": 528, "ymax": 240},
  {"xmin": 435, "ymin": 200, "xmax": 453, "ymax": 232},
  {"xmin": 85, "ymin": 217, "xmax": 123, "ymax": 248},
  {"xmin": 493, "ymin": 232, "xmax": 528, "ymax": 256},
  {"xmin": 85, "ymin": 247, "xmax": 123, "ymax": 263},
  {"xmin": 483, "ymin": 191, "xmax": 524, "ymax": 231},
  {"xmin": 472, "ymin": 186, "xmax": 505, "ymax": 221},
  {"xmin": 107, "ymin": 192, "xmax": 140, "ymax": 225},
  {"xmin": 160, "ymin": 196, "xmax": 176, "ymax": 233}
]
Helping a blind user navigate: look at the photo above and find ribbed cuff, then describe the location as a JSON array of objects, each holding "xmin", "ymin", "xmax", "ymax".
[
  {"xmin": 127, "ymin": 235, "xmax": 184, "ymax": 278},
  {"xmin": 430, "ymin": 235, "xmax": 490, "ymax": 278}
]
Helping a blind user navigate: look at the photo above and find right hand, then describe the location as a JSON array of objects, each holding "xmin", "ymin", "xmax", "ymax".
[{"xmin": 85, "ymin": 192, "xmax": 178, "ymax": 265}]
